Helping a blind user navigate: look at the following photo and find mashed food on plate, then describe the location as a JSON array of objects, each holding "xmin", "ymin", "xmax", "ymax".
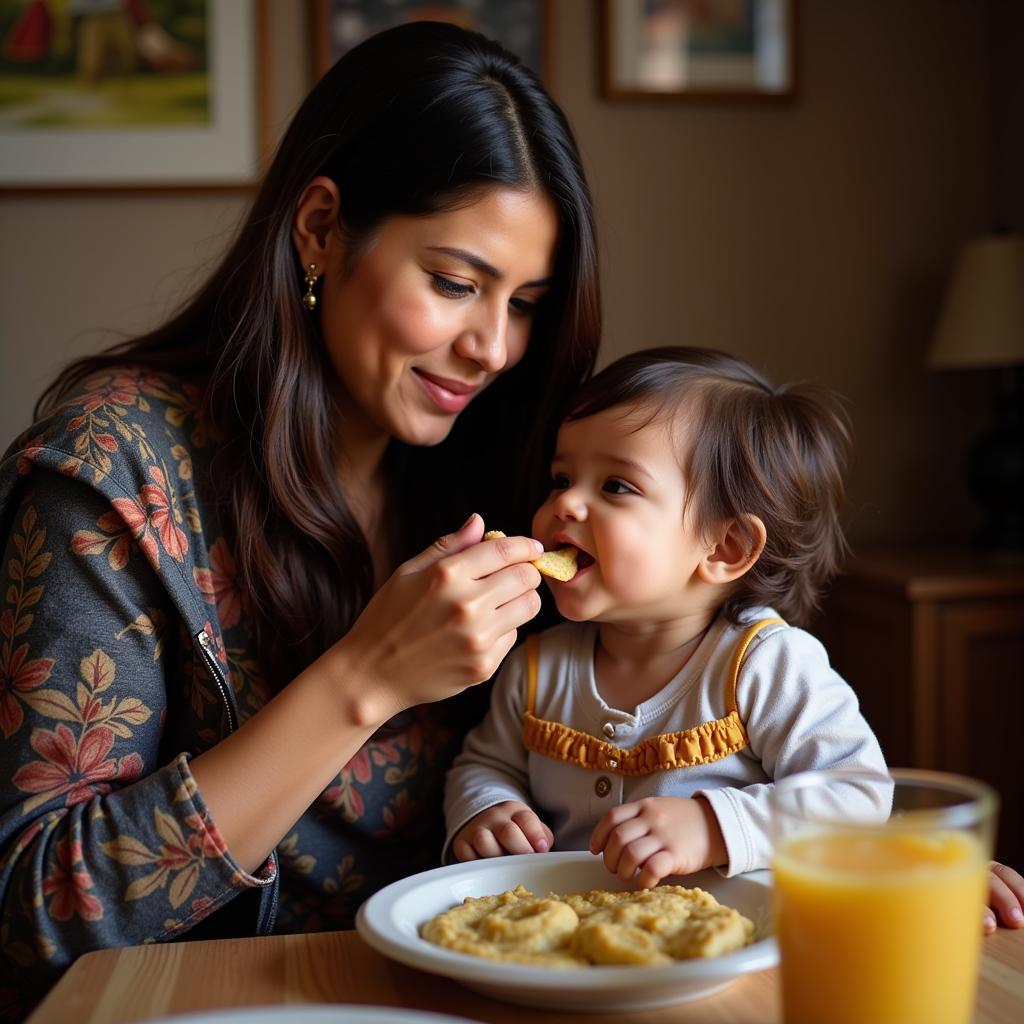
[{"xmin": 421, "ymin": 884, "xmax": 754, "ymax": 968}]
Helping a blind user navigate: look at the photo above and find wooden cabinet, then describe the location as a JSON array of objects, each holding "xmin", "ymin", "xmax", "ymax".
[{"xmin": 815, "ymin": 549, "xmax": 1024, "ymax": 867}]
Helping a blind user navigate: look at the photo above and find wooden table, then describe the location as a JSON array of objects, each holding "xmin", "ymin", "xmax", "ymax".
[{"xmin": 27, "ymin": 926, "xmax": 1024, "ymax": 1024}]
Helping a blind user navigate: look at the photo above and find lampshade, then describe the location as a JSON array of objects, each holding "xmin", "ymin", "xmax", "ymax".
[{"xmin": 927, "ymin": 234, "xmax": 1024, "ymax": 370}]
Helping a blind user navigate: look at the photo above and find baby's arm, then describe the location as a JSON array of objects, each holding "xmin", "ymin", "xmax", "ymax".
[
  {"xmin": 452, "ymin": 801, "xmax": 553, "ymax": 860},
  {"xmin": 986, "ymin": 861, "xmax": 1024, "ymax": 932},
  {"xmin": 442, "ymin": 642, "xmax": 542, "ymax": 861},
  {"xmin": 589, "ymin": 795, "xmax": 727, "ymax": 889},
  {"xmin": 694, "ymin": 626, "xmax": 888, "ymax": 877}
]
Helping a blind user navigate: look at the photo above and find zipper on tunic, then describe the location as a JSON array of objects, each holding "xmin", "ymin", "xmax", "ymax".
[
  {"xmin": 193, "ymin": 626, "xmax": 278, "ymax": 936},
  {"xmin": 257, "ymin": 869, "xmax": 280, "ymax": 933},
  {"xmin": 195, "ymin": 628, "xmax": 238, "ymax": 733}
]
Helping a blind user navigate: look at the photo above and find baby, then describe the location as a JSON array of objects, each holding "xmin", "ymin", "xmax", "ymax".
[{"xmin": 445, "ymin": 346, "xmax": 888, "ymax": 886}]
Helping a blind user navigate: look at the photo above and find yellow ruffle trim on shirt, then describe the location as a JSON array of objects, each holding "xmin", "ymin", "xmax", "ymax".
[{"xmin": 521, "ymin": 709, "xmax": 748, "ymax": 775}]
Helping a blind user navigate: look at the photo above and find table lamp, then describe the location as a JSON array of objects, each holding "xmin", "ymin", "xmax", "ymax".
[{"xmin": 927, "ymin": 233, "xmax": 1024, "ymax": 550}]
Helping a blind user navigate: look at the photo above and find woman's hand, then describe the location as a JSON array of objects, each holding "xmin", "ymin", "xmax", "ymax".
[
  {"xmin": 985, "ymin": 861, "xmax": 1024, "ymax": 933},
  {"xmin": 331, "ymin": 513, "xmax": 544, "ymax": 726},
  {"xmin": 590, "ymin": 796, "xmax": 728, "ymax": 890},
  {"xmin": 452, "ymin": 801, "xmax": 553, "ymax": 861}
]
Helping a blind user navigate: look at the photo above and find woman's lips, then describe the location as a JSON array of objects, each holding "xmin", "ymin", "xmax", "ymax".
[{"xmin": 413, "ymin": 369, "xmax": 479, "ymax": 414}]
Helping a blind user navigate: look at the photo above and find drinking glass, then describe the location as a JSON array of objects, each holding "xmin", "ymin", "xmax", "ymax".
[{"xmin": 770, "ymin": 767, "xmax": 997, "ymax": 1024}]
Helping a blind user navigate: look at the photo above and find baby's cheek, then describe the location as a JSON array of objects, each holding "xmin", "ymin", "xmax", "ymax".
[{"xmin": 604, "ymin": 546, "xmax": 662, "ymax": 601}]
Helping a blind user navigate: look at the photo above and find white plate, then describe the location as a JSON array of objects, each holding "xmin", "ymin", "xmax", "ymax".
[
  {"xmin": 355, "ymin": 851, "xmax": 777, "ymax": 1012},
  {"xmin": 142, "ymin": 1007, "xmax": 474, "ymax": 1024}
]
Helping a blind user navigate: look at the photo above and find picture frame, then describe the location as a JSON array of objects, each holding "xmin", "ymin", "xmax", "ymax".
[
  {"xmin": 311, "ymin": 0, "xmax": 553, "ymax": 85},
  {"xmin": 0, "ymin": 0, "xmax": 269, "ymax": 192},
  {"xmin": 601, "ymin": 0, "xmax": 797, "ymax": 101}
]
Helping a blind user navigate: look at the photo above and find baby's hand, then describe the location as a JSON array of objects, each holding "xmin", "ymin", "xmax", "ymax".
[
  {"xmin": 589, "ymin": 796, "xmax": 727, "ymax": 889},
  {"xmin": 984, "ymin": 861, "xmax": 1024, "ymax": 934},
  {"xmin": 451, "ymin": 801, "xmax": 553, "ymax": 861}
]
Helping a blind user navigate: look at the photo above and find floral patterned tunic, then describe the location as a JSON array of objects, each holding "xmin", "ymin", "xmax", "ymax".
[{"xmin": 0, "ymin": 369, "xmax": 469, "ymax": 1020}]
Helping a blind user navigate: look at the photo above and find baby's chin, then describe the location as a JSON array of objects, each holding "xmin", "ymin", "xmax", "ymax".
[{"xmin": 549, "ymin": 592, "xmax": 592, "ymax": 623}]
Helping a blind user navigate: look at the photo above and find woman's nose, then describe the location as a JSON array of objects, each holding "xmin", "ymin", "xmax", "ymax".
[{"xmin": 454, "ymin": 303, "xmax": 509, "ymax": 374}]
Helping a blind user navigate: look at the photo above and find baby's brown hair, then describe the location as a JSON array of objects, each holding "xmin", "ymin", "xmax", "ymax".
[{"xmin": 565, "ymin": 347, "xmax": 851, "ymax": 626}]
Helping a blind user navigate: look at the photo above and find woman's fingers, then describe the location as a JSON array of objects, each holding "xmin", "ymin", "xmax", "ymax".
[
  {"xmin": 398, "ymin": 512, "xmax": 484, "ymax": 575},
  {"xmin": 468, "ymin": 530, "xmax": 545, "ymax": 579},
  {"xmin": 336, "ymin": 520, "xmax": 545, "ymax": 719},
  {"xmin": 487, "ymin": 590, "xmax": 543, "ymax": 640},
  {"xmin": 487, "ymin": 560, "xmax": 544, "ymax": 609}
]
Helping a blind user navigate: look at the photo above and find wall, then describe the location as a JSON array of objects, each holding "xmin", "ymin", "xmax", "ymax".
[
  {"xmin": 0, "ymin": 1, "xmax": 307, "ymax": 441},
  {"xmin": 993, "ymin": 0, "xmax": 1024, "ymax": 232},
  {"xmin": 0, "ymin": 0, "xmax": 1006, "ymax": 547}
]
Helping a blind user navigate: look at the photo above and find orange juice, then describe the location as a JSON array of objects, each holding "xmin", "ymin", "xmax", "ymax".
[{"xmin": 773, "ymin": 830, "xmax": 988, "ymax": 1024}]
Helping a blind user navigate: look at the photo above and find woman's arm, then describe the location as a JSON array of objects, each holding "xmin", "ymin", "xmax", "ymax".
[
  {"xmin": 0, "ymin": 474, "xmax": 273, "ymax": 1005},
  {"xmin": 188, "ymin": 515, "xmax": 545, "ymax": 872},
  {"xmin": 1, "ymin": 470, "xmax": 540, "ymax": 1002}
]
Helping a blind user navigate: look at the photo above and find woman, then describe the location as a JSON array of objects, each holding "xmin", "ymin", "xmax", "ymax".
[{"xmin": 0, "ymin": 22, "xmax": 600, "ymax": 1016}]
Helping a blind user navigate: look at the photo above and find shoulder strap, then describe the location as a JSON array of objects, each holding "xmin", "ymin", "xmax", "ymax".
[
  {"xmin": 525, "ymin": 634, "xmax": 539, "ymax": 716},
  {"xmin": 726, "ymin": 617, "xmax": 785, "ymax": 716}
]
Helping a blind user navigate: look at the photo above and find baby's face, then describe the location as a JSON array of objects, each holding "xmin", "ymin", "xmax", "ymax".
[{"xmin": 531, "ymin": 405, "xmax": 712, "ymax": 624}]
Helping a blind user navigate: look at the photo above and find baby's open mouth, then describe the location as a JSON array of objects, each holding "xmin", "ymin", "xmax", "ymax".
[{"xmin": 575, "ymin": 549, "xmax": 595, "ymax": 571}]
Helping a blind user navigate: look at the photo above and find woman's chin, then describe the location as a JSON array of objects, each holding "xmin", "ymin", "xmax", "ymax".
[{"xmin": 395, "ymin": 415, "xmax": 458, "ymax": 448}]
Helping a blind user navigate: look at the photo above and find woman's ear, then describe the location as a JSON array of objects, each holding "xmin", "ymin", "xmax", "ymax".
[
  {"xmin": 292, "ymin": 175, "xmax": 343, "ymax": 270},
  {"xmin": 697, "ymin": 514, "xmax": 767, "ymax": 585}
]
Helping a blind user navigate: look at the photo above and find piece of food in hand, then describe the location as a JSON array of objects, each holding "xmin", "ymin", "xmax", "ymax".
[
  {"xmin": 483, "ymin": 530, "xmax": 578, "ymax": 581},
  {"xmin": 533, "ymin": 548, "xmax": 578, "ymax": 581}
]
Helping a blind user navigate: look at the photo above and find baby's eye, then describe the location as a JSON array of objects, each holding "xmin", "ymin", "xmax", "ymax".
[
  {"xmin": 602, "ymin": 478, "xmax": 635, "ymax": 496},
  {"xmin": 431, "ymin": 273, "xmax": 472, "ymax": 298},
  {"xmin": 550, "ymin": 472, "xmax": 570, "ymax": 490}
]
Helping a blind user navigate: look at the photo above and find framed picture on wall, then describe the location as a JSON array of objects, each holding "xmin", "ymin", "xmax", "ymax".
[
  {"xmin": 601, "ymin": 0, "xmax": 797, "ymax": 100},
  {"xmin": 0, "ymin": 0, "xmax": 268, "ymax": 191},
  {"xmin": 311, "ymin": 1, "xmax": 552, "ymax": 84}
]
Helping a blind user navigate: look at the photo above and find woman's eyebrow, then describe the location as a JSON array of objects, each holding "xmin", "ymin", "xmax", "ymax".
[{"xmin": 427, "ymin": 246, "xmax": 553, "ymax": 287}]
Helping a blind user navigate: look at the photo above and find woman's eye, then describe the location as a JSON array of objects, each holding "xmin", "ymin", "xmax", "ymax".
[
  {"xmin": 602, "ymin": 478, "xmax": 634, "ymax": 496},
  {"xmin": 431, "ymin": 273, "xmax": 472, "ymax": 298},
  {"xmin": 510, "ymin": 296, "xmax": 539, "ymax": 316}
]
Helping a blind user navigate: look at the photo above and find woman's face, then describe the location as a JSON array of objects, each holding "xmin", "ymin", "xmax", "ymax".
[{"xmin": 318, "ymin": 186, "xmax": 559, "ymax": 448}]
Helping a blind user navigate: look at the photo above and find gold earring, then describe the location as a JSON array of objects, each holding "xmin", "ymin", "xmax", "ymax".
[{"xmin": 302, "ymin": 263, "xmax": 319, "ymax": 311}]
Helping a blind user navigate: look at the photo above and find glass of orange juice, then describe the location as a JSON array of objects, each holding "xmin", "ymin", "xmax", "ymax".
[{"xmin": 770, "ymin": 768, "xmax": 997, "ymax": 1024}]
